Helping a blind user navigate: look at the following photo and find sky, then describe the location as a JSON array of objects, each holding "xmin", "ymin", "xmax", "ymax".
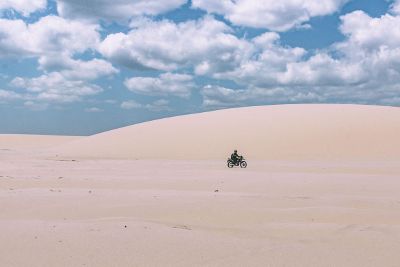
[{"xmin": 0, "ymin": 0, "xmax": 399, "ymax": 135}]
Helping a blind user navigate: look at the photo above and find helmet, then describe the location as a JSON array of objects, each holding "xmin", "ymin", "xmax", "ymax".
[{"xmin": 234, "ymin": 150, "xmax": 237, "ymax": 153}]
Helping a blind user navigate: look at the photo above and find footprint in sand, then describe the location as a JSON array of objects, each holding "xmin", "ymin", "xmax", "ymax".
[
  {"xmin": 287, "ymin": 196, "xmax": 312, "ymax": 200},
  {"xmin": 172, "ymin": 225, "xmax": 192, "ymax": 231},
  {"xmin": 336, "ymin": 224, "xmax": 358, "ymax": 234}
]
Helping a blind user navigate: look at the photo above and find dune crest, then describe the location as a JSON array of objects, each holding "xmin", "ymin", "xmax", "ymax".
[{"xmin": 56, "ymin": 104, "xmax": 400, "ymax": 160}]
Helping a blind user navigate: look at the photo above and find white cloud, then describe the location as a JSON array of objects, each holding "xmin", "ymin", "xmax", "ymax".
[
  {"xmin": 99, "ymin": 16, "xmax": 251, "ymax": 72},
  {"xmin": 145, "ymin": 99, "xmax": 171, "ymax": 112},
  {"xmin": 85, "ymin": 107, "xmax": 103, "ymax": 112},
  {"xmin": 333, "ymin": 11, "xmax": 400, "ymax": 86},
  {"xmin": 6, "ymin": 54, "xmax": 117, "ymax": 107},
  {"xmin": 0, "ymin": 19, "xmax": 30, "ymax": 57},
  {"xmin": 212, "ymin": 32, "xmax": 308, "ymax": 86},
  {"xmin": 0, "ymin": 89, "xmax": 23, "ymax": 101},
  {"xmin": 391, "ymin": 0, "xmax": 400, "ymax": 15},
  {"xmin": 201, "ymin": 9, "xmax": 400, "ymax": 107},
  {"xmin": 121, "ymin": 99, "xmax": 171, "ymax": 111},
  {"xmin": 38, "ymin": 56, "xmax": 118, "ymax": 80},
  {"xmin": 105, "ymin": 99, "xmax": 118, "ymax": 104},
  {"xmin": 192, "ymin": 0, "xmax": 349, "ymax": 31},
  {"xmin": 202, "ymin": 82, "xmax": 400, "ymax": 108},
  {"xmin": 264, "ymin": 11, "xmax": 400, "ymax": 89},
  {"xmin": 5, "ymin": 56, "xmax": 117, "ymax": 107},
  {"xmin": 57, "ymin": 0, "xmax": 186, "ymax": 22},
  {"xmin": 98, "ymin": 8, "xmax": 400, "ymax": 108},
  {"xmin": 2, "ymin": 1, "xmax": 399, "ymax": 111},
  {"xmin": 11, "ymin": 72, "xmax": 103, "ymax": 103},
  {"xmin": 0, "ymin": 16, "xmax": 112, "ymax": 79},
  {"xmin": 124, "ymin": 73, "xmax": 195, "ymax": 98},
  {"xmin": 121, "ymin": 100, "xmax": 142, "ymax": 110},
  {"xmin": 0, "ymin": 16, "xmax": 100, "ymax": 58},
  {"xmin": 102, "ymin": 13, "xmax": 400, "ymax": 106},
  {"xmin": 277, "ymin": 53, "xmax": 367, "ymax": 86},
  {"xmin": 201, "ymin": 85, "xmax": 323, "ymax": 108},
  {"xmin": 339, "ymin": 11, "xmax": 400, "ymax": 52},
  {"xmin": 0, "ymin": 0, "xmax": 46, "ymax": 16},
  {"xmin": 23, "ymin": 101, "xmax": 48, "ymax": 111},
  {"xmin": 0, "ymin": 15, "xmax": 117, "ymax": 107}
]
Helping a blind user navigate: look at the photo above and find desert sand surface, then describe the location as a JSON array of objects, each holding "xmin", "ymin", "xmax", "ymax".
[
  {"xmin": 1, "ymin": 104, "xmax": 400, "ymax": 267},
  {"xmin": 0, "ymin": 134, "xmax": 81, "ymax": 151},
  {"xmin": 56, "ymin": 104, "xmax": 400, "ymax": 160}
]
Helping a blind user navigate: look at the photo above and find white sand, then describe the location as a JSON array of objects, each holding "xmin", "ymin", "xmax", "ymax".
[
  {"xmin": 1, "ymin": 104, "xmax": 400, "ymax": 266},
  {"xmin": 55, "ymin": 104, "xmax": 400, "ymax": 160},
  {"xmin": 0, "ymin": 134, "xmax": 81, "ymax": 150}
]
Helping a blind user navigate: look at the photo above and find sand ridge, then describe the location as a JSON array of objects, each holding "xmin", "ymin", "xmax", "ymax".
[{"xmin": 54, "ymin": 104, "xmax": 400, "ymax": 160}]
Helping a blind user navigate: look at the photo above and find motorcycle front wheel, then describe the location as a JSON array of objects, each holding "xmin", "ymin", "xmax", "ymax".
[
  {"xmin": 240, "ymin": 161, "xmax": 247, "ymax": 168},
  {"xmin": 227, "ymin": 161, "xmax": 234, "ymax": 168}
]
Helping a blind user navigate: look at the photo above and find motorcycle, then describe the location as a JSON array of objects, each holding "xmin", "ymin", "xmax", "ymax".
[{"xmin": 227, "ymin": 156, "xmax": 247, "ymax": 168}]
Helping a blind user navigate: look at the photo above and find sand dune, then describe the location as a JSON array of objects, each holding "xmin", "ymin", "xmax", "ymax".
[
  {"xmin": 0, "ymin": 134, "xmax": 81, "ymax": 151},
  {"xmin": 56, "ymin": 104, "xmax": 400, "ymax": 160},
  {"xmin": 1, "ymin": 104, "xmax": 400, "ymax": 266}
]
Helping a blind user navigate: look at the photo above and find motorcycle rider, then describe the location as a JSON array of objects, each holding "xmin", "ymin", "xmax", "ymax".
[{"xmin": 231, "ymin": 150, "xmax": 241, "ymax": 164}]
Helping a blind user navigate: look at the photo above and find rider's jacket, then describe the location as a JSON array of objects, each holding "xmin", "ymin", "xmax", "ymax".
[{"xmin": 231, "ymin": 152, "xmax": 239, "ymax": 161}]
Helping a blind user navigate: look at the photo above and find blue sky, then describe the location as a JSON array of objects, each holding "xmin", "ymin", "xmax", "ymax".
[{"xmin": 0, "ymin": 0, "xmax": 399, "ymax": 135}]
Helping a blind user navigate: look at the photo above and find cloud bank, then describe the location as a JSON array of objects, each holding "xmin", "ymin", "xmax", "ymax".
[
  {"xmin": 192, "ymin": 0, "xmax": 350, "ymax": 31},
  {"xmin": 1, "ymin": 0, "xmax": 400, "ymax": 113},
  {"xmin": 0, "ymin": 0, "xmax": 47, "ymax": 16}
]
